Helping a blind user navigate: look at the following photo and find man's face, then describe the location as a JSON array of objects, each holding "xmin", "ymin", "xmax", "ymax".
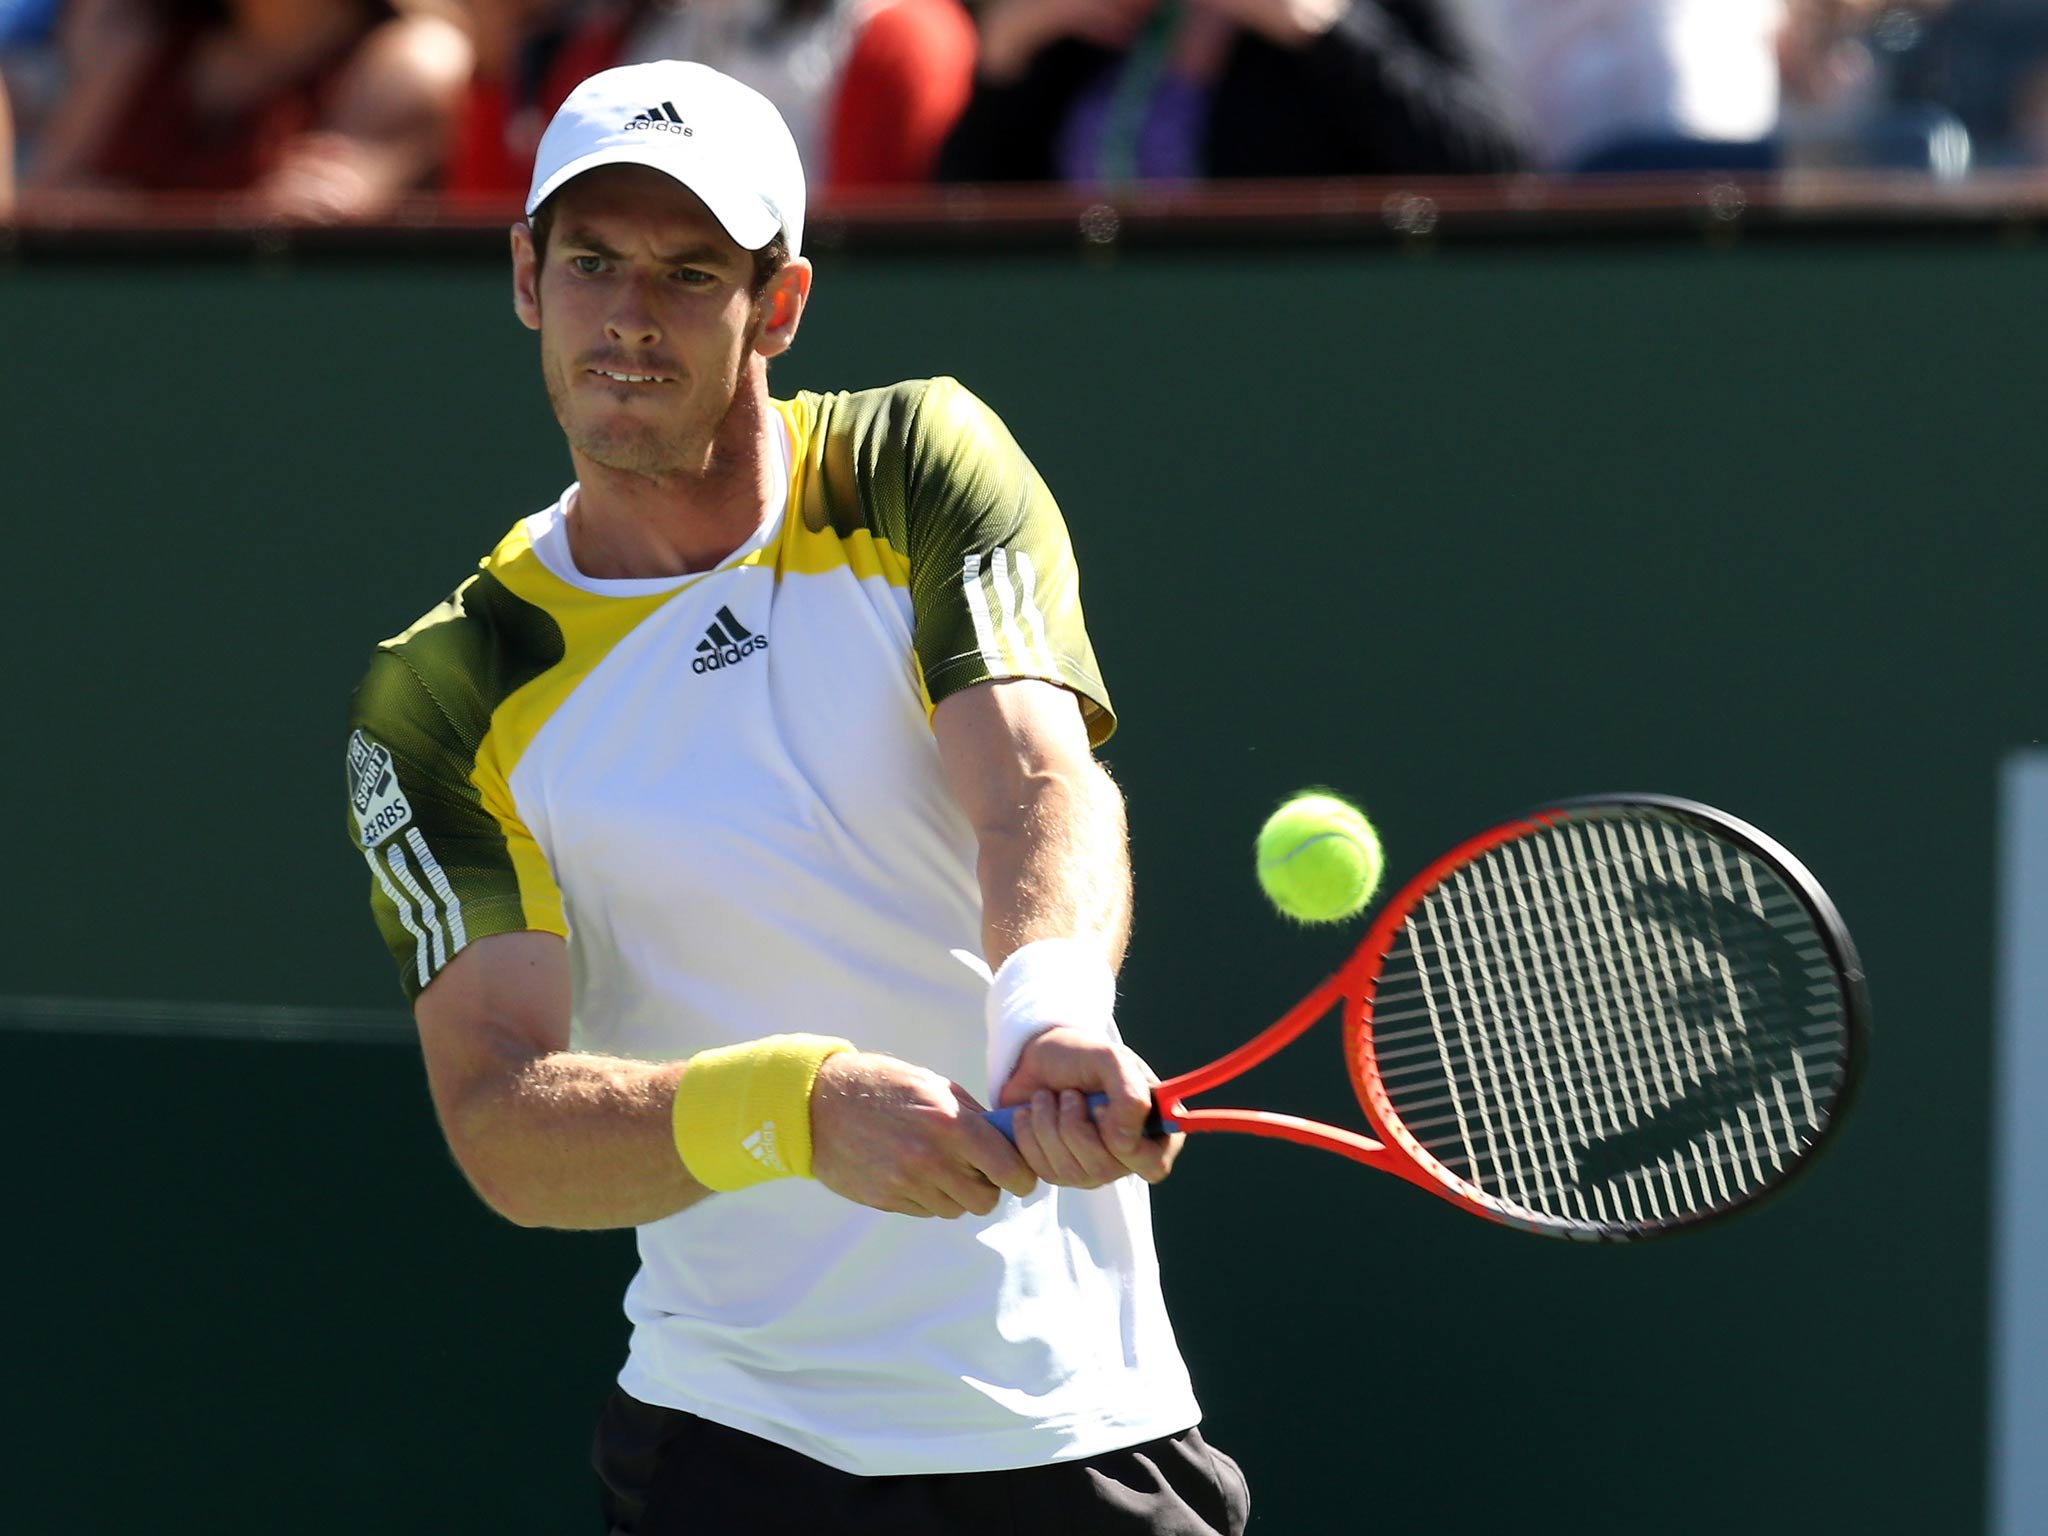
[{"xmin": 512, "ymin": 164, "xmax": 788, "ymax": 478}]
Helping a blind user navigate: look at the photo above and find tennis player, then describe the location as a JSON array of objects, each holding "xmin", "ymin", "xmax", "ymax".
[{"xmin": 344, "ymin": 60, "xmax": 1247, "ymax": 1535}]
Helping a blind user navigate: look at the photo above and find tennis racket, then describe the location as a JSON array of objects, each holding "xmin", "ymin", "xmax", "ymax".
[{"xmin": 987, "ymin": 794, "xmax": 1869, "ymax": 1241}]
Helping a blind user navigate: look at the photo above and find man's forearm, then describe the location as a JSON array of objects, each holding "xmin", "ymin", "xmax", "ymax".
[
  {"xmin": 972, "ymin": 758, "xmax": 1176, "ymax": 1185},
  {"xmin": 975, "ymin": 758, "xmax": 1132, "ymax": 972},
  {"xmin": 440, "ymin": 1050, "xmax": 708, "ymax": 1231}
]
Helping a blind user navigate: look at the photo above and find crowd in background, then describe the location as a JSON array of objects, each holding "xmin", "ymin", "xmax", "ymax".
[{"xmin": 4, "ymin": 0, "xmax": 2048, "ymax": 220}]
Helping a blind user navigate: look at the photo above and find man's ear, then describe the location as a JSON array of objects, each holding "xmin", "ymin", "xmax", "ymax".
[
  {"xmin": 511, "ymin": 222, "xmax": 542, "ymax": 332},
  {"xmin": 754, "ymin": 257, "xmax": 814, "ymax": 358}
]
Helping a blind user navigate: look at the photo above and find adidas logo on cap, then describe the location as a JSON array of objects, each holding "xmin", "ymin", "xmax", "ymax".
[
  {"xmin": 525, "ymin": 63, "xmax": 806, "ymax": 256},
  {"xmin": 626, "ymin": 101, "xmax": 692, "ymax": 135},
  {"xmin": 693, "ymin": 606, "xmax": 768, "ymax": 674}
]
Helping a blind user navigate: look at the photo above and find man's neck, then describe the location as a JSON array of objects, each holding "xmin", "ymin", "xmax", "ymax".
[{"xmin": 564, "ymin": 377, "xmax": 782, "ymax": 580}]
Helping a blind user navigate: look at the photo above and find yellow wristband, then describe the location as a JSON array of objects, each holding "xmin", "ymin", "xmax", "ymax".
[{"xmin": 671, "ymin": 1034, "xmax": 854, "ymax": 1191}]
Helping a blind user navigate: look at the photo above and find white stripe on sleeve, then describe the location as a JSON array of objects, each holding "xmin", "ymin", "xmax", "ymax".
[
  {"xmin": 962, "ymin": 553, "xmax": 1012, "ymax": 679},
  {"xmin": 406, "ymin": 828, "xmax": 468, "ymax": 951},
  {"xmin": 365, "ymin": 849, "xmax": 433, "ymax": 990},
  {"xmin": 1009, "ymin": 550, "xmax": 1059, "ymax": 676},
  {"xmin": 988, "ymin": 549, "xmax": 1036, "ymax": 677},
  {"xmin": 385, "ymin": 841, "xmax": 449, "ymax": 973}
]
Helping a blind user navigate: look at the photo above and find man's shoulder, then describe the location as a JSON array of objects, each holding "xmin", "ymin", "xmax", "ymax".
[
  {"xmin": 788, "ymin": 376, "xmax": 1005, "ymax": 451},
  {"xmin": 790, "ymin": 376, "xmax": 952, "ymax": 413},
  {"xmin": 350, "ymin": 521, "xmax": 567, "ymax": 748},
  {"xmin": 778, "ymin": 379, "xmax": 997, "ymax": 543}
]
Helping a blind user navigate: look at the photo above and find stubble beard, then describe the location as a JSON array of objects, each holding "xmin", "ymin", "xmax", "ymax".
[
  {"xmin": 543, "ymin": 357, "xmax": 728, "ymax": 480},
  {"xmin": 538, "ymin": 307, "xmax": 766, "ymax": 483}
]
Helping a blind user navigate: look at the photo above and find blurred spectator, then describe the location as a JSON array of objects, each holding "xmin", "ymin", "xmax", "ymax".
[
  {"xmin": 0, "ymin": 65, "xmax": 13, "ymax": 214},
  {"xmin": 1780, "ymin": 0, "xmax": 1886, "ymax": 120},
  {"xmin": 0, "ymin": 0, "xmax": 55, "ymax": 45},
  {"xmin": 0, "ymin": 0, "xmax": 58, "ymax": 182},
  {"xmin": 448, "ymin": 0, "xmax": 976, "ymax": 201},
  {"xmin": 28, "ymin": 0, "xmax": 473, "ymax": 219},
  {"xmin": 2014, "ymin": 55, "xmax": 2048, "ymax": 162},
  {"xmin": 1464, "ymin": 0, "xmax": 1785, "ymax": 172},
  {"xmin": 1777, "ymin": 0, "xmax": 1971, "ymax": 174},
  {"xmin": 624, "ymin": 0, "xmax": 977, "ymax": 189},
  {"xmin": 938, "ymin": 0, "xmax": 1527, "ymax": 183},
  {"xmin": 441, "ymin": 0, "xmax": 598, "ymax": 199},
  {"xmin": 1891, "ymin": 0, "xmax": 2048, "ymax": 165}
]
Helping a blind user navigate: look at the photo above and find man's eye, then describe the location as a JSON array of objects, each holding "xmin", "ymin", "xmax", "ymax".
[
  {"xmin": 674, "ymin": 268, "xmax": 713, "ymax": 285},
  {"xmin": 571, "ymin": 256, "xmax": 604, "ymax": 275}
]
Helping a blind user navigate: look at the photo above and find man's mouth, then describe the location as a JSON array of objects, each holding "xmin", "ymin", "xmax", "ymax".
[{"xmin": 589, "ymin": 368, "xmax": 674, "ymax": 384}]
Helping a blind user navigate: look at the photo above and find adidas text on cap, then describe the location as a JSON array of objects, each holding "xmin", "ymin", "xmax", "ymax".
[{"xmin": 525, "ymin": 61, "xmax": 806, "ymax": 259}]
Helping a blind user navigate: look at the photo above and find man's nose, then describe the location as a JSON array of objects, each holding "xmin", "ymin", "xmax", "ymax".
[{"xmin": 605, "ymin": 281, "xmax": 661, "ymax": 347}]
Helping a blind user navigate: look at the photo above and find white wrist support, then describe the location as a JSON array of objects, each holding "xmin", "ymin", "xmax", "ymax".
[{"xmin": 983, "ymin": 936, "xmax": 1118, "ymax": 1101}]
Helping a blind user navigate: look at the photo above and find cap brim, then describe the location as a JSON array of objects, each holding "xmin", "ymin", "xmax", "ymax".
[{"xmin": 525, "ymin": 146, "xmax": 782, "ymax": 252}]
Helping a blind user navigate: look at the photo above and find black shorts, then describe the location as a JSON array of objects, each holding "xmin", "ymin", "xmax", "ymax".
[{"xmin": 592, "ymin": 1387, "xmax": 1251, "ymax": 1536}]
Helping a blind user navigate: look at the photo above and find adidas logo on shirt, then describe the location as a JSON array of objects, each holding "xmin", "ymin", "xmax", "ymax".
[
  {"xmin": 625, "ymin": 102, "xmax": 692, "ymax": 135},
  {"xmin": 692, "ymin": 606, "xmax": 768, "ymax": 674}
]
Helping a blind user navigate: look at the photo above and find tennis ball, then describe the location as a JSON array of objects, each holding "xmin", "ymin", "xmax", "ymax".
[{"xmin": 1256, "ymin": 792, "xmax": 1384, "ymax": 925}]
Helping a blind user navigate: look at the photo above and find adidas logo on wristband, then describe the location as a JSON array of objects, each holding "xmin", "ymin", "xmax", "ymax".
[{"xmin": 742, "ymin": 1123, "xmax": 786, "ymax": 1173}]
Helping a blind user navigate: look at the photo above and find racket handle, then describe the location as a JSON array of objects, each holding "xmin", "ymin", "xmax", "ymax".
[{"xmin": 984, "ymin": 1093, "xmax": 1177, "ymax": 1143}]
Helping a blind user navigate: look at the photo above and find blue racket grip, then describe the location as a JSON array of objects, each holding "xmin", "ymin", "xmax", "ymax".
[{"xmin": 984, "ymin": 1093, "xmax": 1178, "ymax": 1143}]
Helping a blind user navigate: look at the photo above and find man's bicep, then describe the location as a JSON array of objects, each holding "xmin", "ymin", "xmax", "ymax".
[{"xmin": 412, "ymin": 929, "xmax": 572, "ymax": 1128}]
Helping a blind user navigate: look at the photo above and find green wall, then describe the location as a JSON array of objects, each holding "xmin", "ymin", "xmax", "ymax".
[{"xmin": 5, "ymin": 228, "xmax": 2035, "ymax": 1531}]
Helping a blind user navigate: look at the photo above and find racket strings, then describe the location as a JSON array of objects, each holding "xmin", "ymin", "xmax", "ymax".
[{"xmin": 1361, "ymin": 812, "xmax": 1852, "ymax": 1232}]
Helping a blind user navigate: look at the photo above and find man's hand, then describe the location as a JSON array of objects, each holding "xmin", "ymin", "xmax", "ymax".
[
  {"xmin": 810, "ymin": 1051, "xmax": 1039, "ymax": 1218},
  {"xmin": 998, "ymin": 1026, "xmax": 1182, "ymax": 1187}
]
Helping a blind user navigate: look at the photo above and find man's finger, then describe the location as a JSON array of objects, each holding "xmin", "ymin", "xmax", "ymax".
[
  {"xmin": 950, "ymin": 1080, "xmax": 990, "ymax": 1113},
  {"xmin": 1099, "ymin": 1082, "xmax": 1156, "ymax": 1160},
  {"xmin": 1057, "ymin": 1089, "xmax": 1127, "ymax": 1185},
  {"xmin": 960, "ymin": 1114, "xmax": 1039, "ymax": 1201},
  {"xmin": 1114, "ymin": 1129, "xmax": 1175, "ymax": 1183},
  {"xmin": 1022, "ymin": 1092, "xmax": 1089, "ymax": 1185},
  {"xmin": 939, "ymin": 1168, "xmax": 1006, "ymax": 1218},
  {"xmin": 914, "ymin": 1183, "xmax": 969, "ymax": 1219}
]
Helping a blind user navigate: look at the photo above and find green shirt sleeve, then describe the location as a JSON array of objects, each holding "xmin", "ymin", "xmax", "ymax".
[
  {"xmin": 345, "ymin": 591, "xmax": 567, "ymax": 1000},
  {"xmin": 900, "ymin": 377, "xmax": 1115, "ymax": 746}
]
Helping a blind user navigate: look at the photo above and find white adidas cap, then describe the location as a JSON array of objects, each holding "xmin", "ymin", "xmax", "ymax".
[{"xmin": 525, "ymin": 61, "xmax": 806, "ymax": 259}]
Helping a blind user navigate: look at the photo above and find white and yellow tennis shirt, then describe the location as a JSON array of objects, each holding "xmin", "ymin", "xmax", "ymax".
[{"xmin": 344, "ymin": 377, "xmax": 1201, "ymax": 1475}]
